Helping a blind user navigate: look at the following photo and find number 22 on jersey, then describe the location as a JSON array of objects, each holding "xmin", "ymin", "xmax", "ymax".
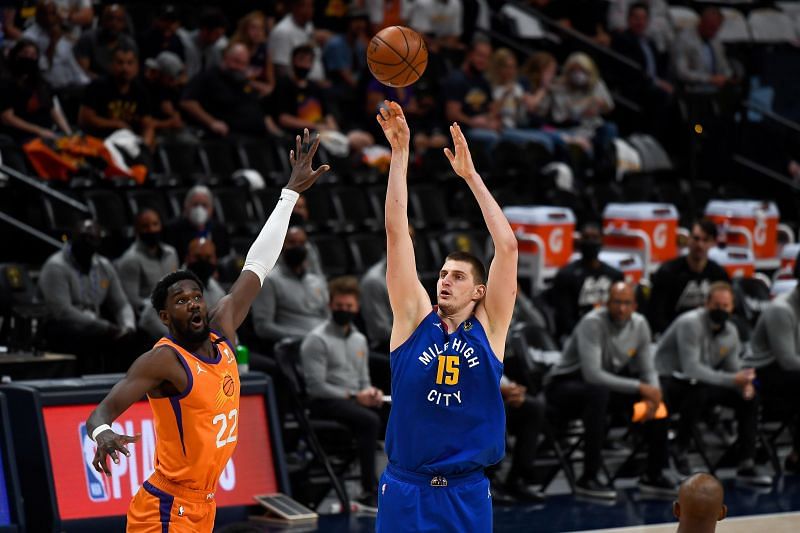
[{"xmin": 212, "ymin": 408, "xmax": 238, "ymax": 448}]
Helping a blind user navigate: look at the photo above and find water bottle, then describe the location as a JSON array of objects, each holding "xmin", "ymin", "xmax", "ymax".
[{"xmin": 236, "ymin": 344, "xmax": 250, "ymax": 374}]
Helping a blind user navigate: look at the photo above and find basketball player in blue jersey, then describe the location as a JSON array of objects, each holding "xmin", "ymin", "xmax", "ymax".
[{"xmin": 374, "ymin": 101, "xmax": 518, "ymax": 532}]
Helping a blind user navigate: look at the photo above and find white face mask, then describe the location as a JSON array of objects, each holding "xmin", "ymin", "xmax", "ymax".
[
  {"xmin": 569, "ymin": 70, "xmax": 590, "ymax": 87},
  {"xmin": 188, "ymin": 205, "xmax": 209, "ymax": 227}
]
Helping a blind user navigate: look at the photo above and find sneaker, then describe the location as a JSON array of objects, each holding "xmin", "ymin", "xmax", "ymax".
[
  {"xmin": 736, "ymin": 466, "xmax": 773, "ymax": 486},
  {"xmin": 639, "ymin": 473, "xmax": 678, "ymax": 498},
  {"xmin": 506, "ymin": 475, "xmax": 546, "ymax": 503},
  {"xmin": 575, "ymin": 476, "xmax": 617, "ymax": 500}
]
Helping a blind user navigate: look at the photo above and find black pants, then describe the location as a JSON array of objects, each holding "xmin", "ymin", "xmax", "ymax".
[
  {"xmin": 757, "ymin": 362, "xmax": 800, "ymax": 451},
  {"xmin": 545, "ymin": 372, "xmax": 669, "ymax": 479},
  {"xmin": 663, "ymin": 377, "xmax": 758, "ymax": 462},
  {"xmin": 43, "ymin": 320, "xmax": 139, "ymax": 375},
  {"xmin": 506, "ymin": 394, "xmax": 546, "ymax": 480},
  {"xmin": 310, "ymin": 398, "xmax": 380, "ymax": 494}
]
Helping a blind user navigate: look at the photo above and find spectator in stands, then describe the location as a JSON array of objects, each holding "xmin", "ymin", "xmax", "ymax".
[
  {"xmin": 164, "ymin": 185, "xmax": 232, "ymax": 264},
  {"xmin": 551, "ymin": 222, "xmax": 624, "ymax": 340},
  {"xmin": 142, "ymin": 51, "xmax": 187, "ymax": 137},
  {"xmin": 38, "ymin": 219, "xmax": 136, "ymax": 374},
  {"xmin": 181, "ymin": 42, "xmax": 278, "ymax": 138},
  {"xmin": 0, "ymin": 39, "xmax": 72, "ymax": 143},
  {"xmin": 744, "ymin": 278, "xmax": 800, "ymax": 474},
  {"xmin": 545, "ymin": 282, "xmax": 674, "ymax": 500},
  {"xmin": 116, "ymin": 209, "xmax": 179, "ymax": 341},
  {"xmin": 406, "ymin": 0, "xmax": 464, "ymax": 51},
  {"xmin": 673, "ymin": 473, "xmax": 727, "ymax": 533},
  {"xmin": 23, "ymin": 0, "xmax": 88, "ymax": 90},
  {"xmin": 74, "ymin": 3, "xmax": 137, "ymax": 80},
  {"xmin": 549, "ymin": 52, "xmax": 616, "ymax": 161},
  {"xmin": 499, "ymin": 375, "xmax": 546, "ymax": 502},
  {"xmin": 288, "ymin": 203, "xmax": 324, "ymax": 276},
  {"xmin": 176, "ymin": 7, "xmax": 228, "ymax": 78},
  {"xmin": 252, "ymin": 225, "xmax": 329, "ymax": 344},
  {"xmin": 444, "ymin": 37, "xmax": 500, "ymax": 149},
  {"xmin": 611, "ymin": 3, "xmax": 672, "ymax": 96},
  {"xmin": 360, "ymin": 254, "xmax": 391, "ymax": 353},
  {"xmin": 1, "ymin": 5, "xmax": 22, "ymax": 46},
  {"xmin": 671, "ymin": 6, "xmax": 733, "ymax": 90},
  {"xmin": 322, "ymin": 9, "xmax": 369, "ymax": 116},
  {"xmin": 530, "ymin": 0, "xmax": 611, "ymax": 47},
  {"xmin": 139, "ymin": 4, "xmax": 184, "ymax": 67},
  {"xmin": 231, "ymin": 10, "xmax": 276, "ymax": 97},
  {"xmin": 269, "ymin": 0, "xmax": 328, "ymax": 82},
  {"xmin": 607, "ymin": 0, "xmax": 672, "ymax": 52},
  {"xmin": 272, "ymin": 45, "xmax": 373, "ymax": 153},
  {"xmin": 520, "ymin": 51, "xmax": 558, "ymax": 125},
  {"xmin": 657, "ymin": 283, "xmax": 770, "ymax": 485},
  {"xmin": 184, "ymin": 237, "xmax": 225, "ymax": 308},
  {"xmin": 364, "ymin": 0, "xmax": 404, "ymax": 34},
  {"xmin": 78, "ymin": 44, "xmax": 155, "ymax": 147},
  {"xmin": 52, "ymin": 0, "xmax": 93, "ymax": 40},
  {"xmin": 648, "ymin": 219, "xmax": 729, "ymax": 335},
  {"xmin": 301, "ymin": 276, "xmax": 383, "ymax": 508}
]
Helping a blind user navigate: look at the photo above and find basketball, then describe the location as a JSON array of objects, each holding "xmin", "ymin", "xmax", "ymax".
[
  {"xmin": 223, "ymin": 375, "xmax": 235, "ymax": 396},
  {"xmin": 367, "ymin": 26, "xmax": 428, "ymax": 87}
]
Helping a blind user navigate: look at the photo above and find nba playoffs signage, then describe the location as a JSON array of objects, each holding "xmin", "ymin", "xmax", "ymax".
[{"xmin": 42, "ymin": 396, "xmax": 277, "ymax": 520}]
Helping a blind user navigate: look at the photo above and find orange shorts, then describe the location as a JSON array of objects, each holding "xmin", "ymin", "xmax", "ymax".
[{"xmin": 127, "ymin": 472, "xmax": 216, "ymax": 533}]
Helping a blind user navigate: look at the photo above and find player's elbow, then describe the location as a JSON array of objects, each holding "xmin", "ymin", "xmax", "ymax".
[{"xmin": 496, "ymin": 235, "xmax": 518, "ymax": 257}]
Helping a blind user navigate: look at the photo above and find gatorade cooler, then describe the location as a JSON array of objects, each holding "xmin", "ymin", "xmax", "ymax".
[
  {"xmin": 705, "ymin": 200, "xmax": 780, "ymax": 260},
  {"xmin": 598, "ymin": 250, "xmax": 644, "ymax": 284},
  {"xmin": 602, "ymin": 203, "xmax": 678, "ymax": 263},
  {"xmin": 708, "ymin": 246, "xmax": 755, "ymax": 279},
  {"xmin": 779, "ymin": 243, "xmax": 800, "ymax": 273},
  {"xmin": 771, "ymin": 279, "xmax": 798, "ymax": 298},
  {"xmin": 504, "ymin": 206, "xmax": 575, "ymax": 268}
]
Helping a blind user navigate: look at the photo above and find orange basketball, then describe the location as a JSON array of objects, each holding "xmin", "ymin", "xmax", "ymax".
[
  {"xmin": 223, "ymin": 375, "xmax": 235, "ymax": 397},
  {"xmin": 367, "ymin": 26, "xmax": 428, "ymax": 87}
]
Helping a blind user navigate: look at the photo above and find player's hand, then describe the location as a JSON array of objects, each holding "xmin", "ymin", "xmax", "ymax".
[
  {"xmin": 376, "ymin": 100, "xmax": 410, "ymax": 150},
  {"xmin": 286, "ymin": 128, "xmax": 330, "ymax": 193},
  {"xmin": 444, "ymin": 122, "xmax": 478, "ymax": 181},
  {"xmin": 92, "ymin": 430, "xmax": 141, "ymax": 477}
]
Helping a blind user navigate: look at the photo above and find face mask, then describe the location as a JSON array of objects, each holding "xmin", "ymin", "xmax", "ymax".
[
  {"xmin": 283, "ymin": 246, "xmax": 308, "ymax": 268},
  {"xmin": 570, "ymin": 70, "xmax": 590, "ymax": 87},
  {"xmin": 139, "ymin": 231, "xmax": 161, "ymax": 247},
  {"xmin": 332, "ymin": 310, "xmax": 355, "ymax": 327},
  {"xmin": 294, "ymin": 66, "xmax": 310, "ymax": 80},
  {"xmin": 187, "ymin": 259, "xmax": 215, "ymax": 283},
  {"xmin": 188, "ymin": 205, "xmax": 209, "ymax": 227},
  {"xmin": 71, "ymin": 239, "xmax": 98, "ymax": 272},
  {"xmin": 13, "ymin": 57, "xmax": 39, "ymax": 77},
  {"xmin": 225, "ymin": 69, "xmax": 248, "ymax": 84},
  {"xmin": 580, "ymin": 241, "xmax": 601, "ymax": 262},
  {"xmin": 708, "ymin": 308, "xmax": 729, "ymax": 327}
]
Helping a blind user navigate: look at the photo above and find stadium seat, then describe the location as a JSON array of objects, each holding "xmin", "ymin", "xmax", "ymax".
[
  {"xmin": 253, "ymin": 187, "xmax": 281, "ymax": 219},
  {"xmin": 41, "ymin": 194, "xmax": 87, "ymax": 235},
  {"xmin": 83, "ymin": 190, "xmax": 131, "ymax": 235},
  {"xmin": 235, "ymin": 136, "xmax": 289, "ymax": 186},
  {"xmin": 718, "ymin": 8, "xmax": 752, "ymax": 43},
  {"xmin": 669, "ymin": 6, "xmax": 699, "ymax": 31},
  {"xmin": 156, "ymin": 141, "xmax": 207, "ymax": 184},
  {"xmin": 748, "ymin": 8, "xmax": 798, "ymax": 42},
  {"xmin": 200, "ymin": 140, "xmax": 240, "ymax": 183},
  {"xmin": 331, "ymin": 185, "xmax": 382, "ymax": 232},
  {"xmin": 212, "ymin": 186, "xmax": 262, "ymax": 236},
  {"xmin": 125, "ymin": 189, "xmax": 172, "ymax": 223},
  {"xmin": 308, "ymin": 233, "xmax": 350, "ymax": 277},
  {"xmin": 438, "ymin": 230, "xmax": 490, "ymax": 266},
  {"xmin": 409, "ymin": 184, "xmax": 462, "ymax": 230},
  {"xmin": 0, "ymin": 263, "xmax": 47, "ymax": 352},
  {"xmin": 346, "ymin": 233, "xmax": 385, "ymax": 274}
]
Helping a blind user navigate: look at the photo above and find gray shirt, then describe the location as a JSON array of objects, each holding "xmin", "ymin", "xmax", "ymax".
[
  {"xmin": 656, "ymin": 308, "xmax": 741, "ymax": 387},
  {"xmin": 251, "ymin": 262, "xmax": 329, "ymax": 341},
  {"xmin": 745, "ymin": 288, "xmax": 800, "ymax": 371},
  {"xmin": 38, "ymin": 247, "xmax": 135, "ymax": 335},
  {"xmin": 300, "ymin": 320, "xmax": 371, "ymax": 399},
  {"xmin": 550, "ymin": 308, "xmax": 658, "ymax": 394},
  {"xmin": 115, "ymin": 240, "xmax": 179, "ymax": 313},
  {"xmin": 359, "ymin": 258, "xmax": 392, "ymax": 350},
  {"xmin": 671, "ymin": 28, "xmax": 732, "ymax": 85}
]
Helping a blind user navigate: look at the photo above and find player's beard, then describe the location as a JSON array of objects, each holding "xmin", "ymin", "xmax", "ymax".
[{"xmin": 177, "ymin": 315, "xmax": 210, "ymax": 344}]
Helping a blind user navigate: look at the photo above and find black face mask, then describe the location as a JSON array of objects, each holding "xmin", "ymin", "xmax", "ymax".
[
  {"xmin": 139, "ymin": 231, "xmax": 161, "ymax": 248},
  {"xmin": 12, "ymin": 57, "xmax": 39, "ymax": 78},
  {"xmin": 332, "ymin": 310, "xmax": 355, "ymax": 327},
  {"xmin": 580, "ymin": 241, "xmax": 602, "ymax": 262},
  {"xmin": 709, "ymin": 309, "xmax": 730, "ymax": 328},
  {"xmin": 71, "ymin": 239, "xmax": 99, "ymax": 272},
  {"xmin": 294, "ymin": 66, "xmax": 310, "ymax": 80},
  {"xmin": 187, "ymin": 259, "xmax": 215, "ymax": 283},
  {"xmin": 283, "ymin": 246, "xmax": 308, "ymax": 269},
  {"xmin": 224, "ymin": 69, "xmax": 248, "ymax": 84}
]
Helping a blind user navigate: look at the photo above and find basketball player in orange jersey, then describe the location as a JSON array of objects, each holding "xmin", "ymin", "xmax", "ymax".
[{"xmin": 86, "ymin": 129, "xmax": 329, "ymax": 533}]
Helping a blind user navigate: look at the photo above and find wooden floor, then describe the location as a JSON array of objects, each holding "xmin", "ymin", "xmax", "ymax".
[{"xmin": 581, "ymin": 511, "xmax": 800, "ymax": 532}]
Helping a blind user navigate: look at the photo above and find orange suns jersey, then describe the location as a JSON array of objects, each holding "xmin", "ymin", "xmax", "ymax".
[{"xmin": 148, "ymin": 331, "xmax": 241, "ymax": 493}]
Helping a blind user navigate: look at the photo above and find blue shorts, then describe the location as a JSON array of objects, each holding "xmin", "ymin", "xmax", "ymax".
[{"xmin": 376, "ymin": 464, "xmax": 492, "ymax": 533}]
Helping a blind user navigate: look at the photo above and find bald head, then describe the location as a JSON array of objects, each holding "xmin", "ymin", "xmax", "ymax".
[
  {"xmin": 223, "ymin": 42, "xmax": 250, "ymax": 73},
  {"xmin": 607, "ymin": 281, "xmax": 635, "ymax": 324},
  {"xmin": 674, "ymin": 473, "xmax": 726, "ymax": 532}
]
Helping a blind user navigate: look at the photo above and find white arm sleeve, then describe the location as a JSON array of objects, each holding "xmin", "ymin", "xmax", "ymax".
[{"xmin": 242, "ymin": 188, "xmax": 299, "ymax": 285}]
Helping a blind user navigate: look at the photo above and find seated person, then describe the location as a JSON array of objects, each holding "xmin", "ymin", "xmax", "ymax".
[
  {"xmin": 163, "ymin": 185, "xmax": 232, "ymax": 264},
  {"xmin": 115, "ymin": 209, "xmax": 179, "ymax": 341},
  {"xmin": 230, "ymin": 10, "xmax": 276, "ymax": 97},
  {"xmin": 322, "ymin": 9, "xmax": 369, "ymax": 114},
  {"xmin": 38, "ymin": 219, "xmax": 136, "ymax": 374},
  {"xmin": 656, "ymin": 282, "xmax": 771, "ymax": 485},
  {"xmin": 360, "ymin": 254, "xmax": 391, "ymax": 353},
  {"xmin": 176, "ymin": 7, "xmax": 228, "ymax": 78},
  {"xmin": 142, "ymin": 51, "xmax": 188, "ymax": 137},
  {"xmin": 673, "ymin": 473, "xmax": 727, "ymax": 533},
  {"xmin": 0, "ymin": 39, "xmax": 72, "ymax": 143},
  {"xmin": 271, "ymin": 45, "xmax": 373, "ymax": 154},
  {"xmin": 251, "ymin": 225, "xmax": 329, "ymax": 344},
  {"xmin": 301, "ymin": 276, "xmax": 383, "ymax": 508},
  {"xmin": 544, "ymin": 282, "xmax": 674, "ymax": 500},
  {"xmin": 77, "ymin": 44, "xmax": 155, "ymax": 147},
  {"xmin": 670, "ymin": 7, "xmax": 734, "ymax": 90},
  {"xmin": 73, "ymin": 4, "xmax": 137, "ymax": 80},
  {"xmin": 183, "ymin": 237, "xmax": 226, "ymax": 309},
  {"xmin": 181, "ymin": 42, "xmax": 277, "ymax": 138}
]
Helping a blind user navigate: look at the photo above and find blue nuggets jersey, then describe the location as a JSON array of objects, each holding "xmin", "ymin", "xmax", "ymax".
[{"xmin": 384, "ymin": 310, "xmax": 505, "ymax": 475}]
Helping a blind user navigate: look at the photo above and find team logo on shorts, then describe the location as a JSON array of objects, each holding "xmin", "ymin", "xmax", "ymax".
[
  {"xmin": 215, "ymin": 371, "xmax": 236, "ymax": 409},
  {"xmin": 79, "ymin": 423, "xmax": 110, "ymax": 502}
]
